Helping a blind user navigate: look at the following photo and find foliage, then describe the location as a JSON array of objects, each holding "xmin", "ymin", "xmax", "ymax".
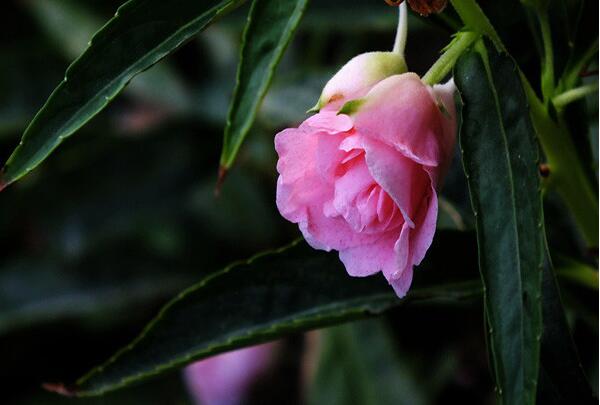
[{"xmin": 0, "ymin": 0, "xmax": 596, "ymax": 404}]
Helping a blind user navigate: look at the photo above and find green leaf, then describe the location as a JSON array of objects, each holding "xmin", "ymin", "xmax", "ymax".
[
  {"xmin": 219, "ymin": 0, "xmax": 309, "ymax": 170},
  {"xmin": 26, "ymin": 0, "xmax": 101, "ymax": 60},
  {"xmin": 455, "ymin": 41, "xmax": 544, "ymax": 405},
  {"xmin": 308, "ymin": 319, "xmax": 427, "ymax": 405},
  {"xmin": 0, "ymin": 0, "xmax": 246, "ymax": 188},
  {"xmin": 555, "ymin": 255, "xmax": 599, "ymax": 290},
  {"xmin": 71, "ymin": 230, "xmax": 480, "ymax": 396}
]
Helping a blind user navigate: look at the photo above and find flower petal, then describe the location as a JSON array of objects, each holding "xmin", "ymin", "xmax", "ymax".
[
  {"xmin": 303, "ymin": 111, "xmax": 353, "ymax": 134},
  {"xmin": 300, "ymin": 204, "xmax": 383, "ymax": 252},
  {"xmin": 338, "ymin": 234, "xmax": 397, "ymax": 277},
  {"xmin": 352, "ymin": 73, "xmax": 445, "ymax": 167},
  {"xmin": 389, "ymin": 266, "xmax": 414, "ymax": 298},
  {"xmin": 362, "ymin": 137, "xmax": 431, "ymax": 228}
]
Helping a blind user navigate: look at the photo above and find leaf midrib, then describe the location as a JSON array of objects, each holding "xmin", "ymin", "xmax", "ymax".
[{"xmin": 479, "ymin": 46, "xmax": 526, "ymax": 399}]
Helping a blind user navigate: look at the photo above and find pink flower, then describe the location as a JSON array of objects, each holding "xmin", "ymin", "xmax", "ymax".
[
  {"xmin": 275, "ymin": 54, "xmax": 456, "ymax": 297},
  {"xmin": 183, "ymin": 343, "xmax": 278, "ymax": 405}
]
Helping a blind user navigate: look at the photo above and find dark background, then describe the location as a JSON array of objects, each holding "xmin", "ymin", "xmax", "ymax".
[{"xmin": 0, "ymin": 0, "xmax": 597, "ymax": 403}]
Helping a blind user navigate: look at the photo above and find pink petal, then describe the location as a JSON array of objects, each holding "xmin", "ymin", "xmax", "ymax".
[
  {"xmin": 275, "ymin": 128, "xmax": 331, "ymax": 224},
  {"xmin": 390, "ymin": 266, "xmax": 414, "ymax": 298},
  {"xmin": 390, "ymin": 222, "xmax": 411, "ymax": 280},
  {"xmin": 407, "ymin": 174, "xmax": 438, "ymax": 267},
  {"xmin": 361, "ymin": 137, "xmax": 431, "ymax": 227},
  {"xmin": 316, "ymin": 132, "xmax": 347, "ymax": 183},
  {"xmin": 275, "ymin": 126, "xmax": 316, "ymax": 186},
  {"xmin": 339, "ymin": 133, "xmax": 363, "ymax": 152},
  {"xmin": 338, "ymin": 234, "xmax": 397, "ymax": 277},
  {"xmin": 184, "ymin": 343, "xmax": 278, "ymax": 405},
  {"xmin": 303, "ymin": 111, "xmax": 353, "ymax": 134},
  {"xmin": 333, "ymin": 160, "xmax": 376, "ymax": 232},
  {"xmin": 300, "ymin": 204, "xmax": 382, "ymax": 252},
  {"xmin": 352, "ymin": 73, "xmax": 445, "ymax": 167}
]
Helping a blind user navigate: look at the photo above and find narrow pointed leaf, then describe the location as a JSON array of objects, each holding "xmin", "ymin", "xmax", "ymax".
[
  {"xmin": 0, "ymin": 0, "xmax": 245, "ymax": 187},
  {"xmin": 455, "ymin": 41, "xmax": 544, "ymax": 405},
  {"xmin": 71, "ymin": 231, "xmax": 480, "ymax": 396},
  {"xmin": 219, "ymin": 0, "xmax": 309, "ymax": 170},
  {"xmin": 26, "ymin": 0, "xmax": 193, "ymax": 111}
]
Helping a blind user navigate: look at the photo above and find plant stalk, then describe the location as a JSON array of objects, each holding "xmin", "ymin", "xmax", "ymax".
[
  {"xmin": 450, "ymin": 0, "xmax": 599, "ymax": 247},
  {"xmin": 523, "ymin": 78, "xmax": 599, "ymax": 247},
  {"xmin": 422, "ymin": 31, "xmax": 479, "ymax": 85},
  {"xmin": 392, "ymin": 2, "xmax": 408, "ymax": 57},
  {"xmin": 538, "ymin": 10, "xmax": 555, "ymax": 101},
  {"xmin": 449, "ymin": 0, "xmax": 503, "ymax": 50},
  {"xmin": 552, "ymin": 82, "xmax": 599, "ymax": 109}
]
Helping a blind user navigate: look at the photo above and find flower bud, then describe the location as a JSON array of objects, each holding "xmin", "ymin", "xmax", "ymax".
[{"xmin": 310, "ymin": 52, "xmax": 407, "ymax": 112}]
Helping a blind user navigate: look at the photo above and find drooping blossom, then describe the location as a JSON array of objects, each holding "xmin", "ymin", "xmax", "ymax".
[{"xmin": 275, "ymin": 50, "xmax": 456, "ymax": 297}]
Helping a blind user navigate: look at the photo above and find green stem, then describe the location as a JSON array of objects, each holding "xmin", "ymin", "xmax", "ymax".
[
  {"xmin": 422, "ymin": 31, "xmax": 479, "ymax": 85},
  {"xmin": 449, "ymin": 0, "xmax": 504, "ymax": 51},
  {"xmin": 449, "ymin": 0, "xmax": 599, "ymax": 247},
  {"xmin": 392, "ymin": 2, "xmax": 408, "ymax": 57},
  {"xmin": 552, "ymin": 82, "xmax": 599, "ymax": 109},
  {"xmin": 557, "ymin": 39, "xmax": 599, "ymax": 93},
  {"xmin": 522, "ymin": 78, "xmax": 599, "ymax": 247},
  {"xmin": 538, "ymin": 10, "xmax": 555, "ymax": 101}
]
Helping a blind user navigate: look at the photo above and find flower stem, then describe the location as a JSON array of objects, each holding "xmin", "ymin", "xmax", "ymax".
[
  {"xmin": 422, "ymin": 31, "xmax": 479, "ymax": 85},
  {"xmin": 392, "ymin": 2, "xmax": 408, "ymax": 57},
  {"xmin": 538, "ymin": 10, "xmax": 555, "ymax": 101},
  {"xmin": 552, "ymin": 82, "xmax": 599, "ymax": 109},
  {"xmin": 522, "ymin": 78, "xmax": 599, "ymax": 247},
  {"xmin": 449, "ymin": 0, "xmax": 503, "ymax": 51},
  {"xmin": 448, "ymin": 0, "xmax": 599, "ymax": 247}
]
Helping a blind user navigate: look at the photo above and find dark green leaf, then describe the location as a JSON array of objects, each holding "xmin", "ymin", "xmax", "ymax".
[
  {"xmin": 71, "ymin": 230, "xmax": 481, "ymax": 396},
  {"xmin": 0, "ymin": 0, "xmax": 246, "ymax": 188},
  {"xmin": 455, "ymin": 41, "xmax": 544, "ymax": 405},
  {"xmin": 220, "ymin": 0, "xmax": 309, "ymax": 170},
  {"xmin": 308, "ymin": 318, "xmax": 427, "ymax": 405}
]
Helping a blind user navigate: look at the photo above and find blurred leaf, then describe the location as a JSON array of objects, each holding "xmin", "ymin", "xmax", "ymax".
[
  {"xmin": 0, "ymin": 259, "xmax": 190, "ymax": 335},
  {"xmin": 26, "ymin": 0, "xmax": 100, "ymax": 59},
  {"xmin": 0, "ymin": 47, "xmax": 64, "ymax": 137},
  {"xmin": 555, "ymin": 255, "xmax": 599, "ymax": 290},
  {"xmin": 455, "ymin": 41, "xmax": 544, "ymax": 405},
  {"xmin": 71, "ymin": 230, "xmax": 481, "ymax": 396},
  {"xmin": 309, "ymin": 318, "xmax": 427, "ymax": 405},
  {"xmin": 220, "ymin": 0, "xmax": 309, "ymax": 170},
  {"xmin": 537, "ymin": 254, "xmax": 596, "ymax": 404},
  {"xmin": 437, "ymin": 196, "xmax": 466, "ymax": 230},
  {"xmin": 555, "ymin": 0, "xmax": 598, "ymax": 91},
  {"xmin": 1, "ymin": 0, "xmax": 246, "ymax": 187},
  {"xmin": 261, "ymin": 70, "xmax": 330, "ymax": 126}
]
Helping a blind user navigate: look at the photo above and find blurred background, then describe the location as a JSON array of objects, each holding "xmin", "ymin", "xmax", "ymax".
[{"xmin": 0, "ymin": 0, "xmax": 596, "ymax": 403}]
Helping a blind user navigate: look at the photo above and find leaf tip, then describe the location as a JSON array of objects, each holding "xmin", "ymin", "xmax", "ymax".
[{"xmin": 42, "ymin": 382, "xmax": 78, "ymax": 397}]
